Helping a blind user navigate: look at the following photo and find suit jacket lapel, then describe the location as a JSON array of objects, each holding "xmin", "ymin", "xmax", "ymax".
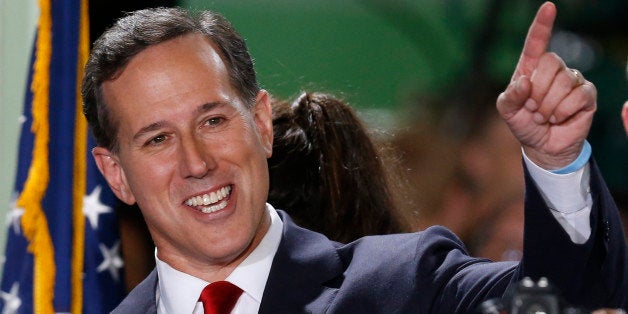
[
  {"xmin": 259, "ymin": 210, "xmax": 344, "ymax": 313},
  {"xmin": 112, "ymin": 269, "xmax": 158, "ymax": 313}
]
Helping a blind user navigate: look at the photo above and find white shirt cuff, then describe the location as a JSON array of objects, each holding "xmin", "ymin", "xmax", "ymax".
[{"xmin": 522, "ymin": 150, "xmax": 592, "ymax": 244}]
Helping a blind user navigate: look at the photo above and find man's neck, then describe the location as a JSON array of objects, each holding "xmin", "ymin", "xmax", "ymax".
[{"xmin": 155, "ymin": 209, "xmax": 272, "ymax": 282}]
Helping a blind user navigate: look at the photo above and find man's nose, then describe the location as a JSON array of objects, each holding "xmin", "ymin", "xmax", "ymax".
[{"xmin": 179, "ymin": 137, "xmax": 214, "ymax": 178}]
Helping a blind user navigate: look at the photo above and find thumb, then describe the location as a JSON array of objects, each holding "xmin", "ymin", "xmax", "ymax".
[{"xmin": 497, "ymin": 76, "xmax": 532, "ymax": 120}]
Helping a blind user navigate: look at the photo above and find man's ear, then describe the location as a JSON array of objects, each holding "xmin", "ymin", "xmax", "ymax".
[
  {"xmin": 622, "ymin": 101, "xmax": 628, "ymax": 136},
  {"xmin": 92, "ymin": 146, "xmax": 136, "ymax": 205},
  {"xmin": 253, "ymin": 89, "xmax": 273, "ymax": 158}
]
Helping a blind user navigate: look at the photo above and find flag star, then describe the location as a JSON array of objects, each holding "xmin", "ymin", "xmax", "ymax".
[
  {"xmin": 83, "ymin": 186, "xmax": 113, "ymax": 229},
  {"xmin": 6, "ymin": 193, "xmax": 24, "ymax": 235},
  {"xmin": 17, "ymin": 115, "xmax": 26, "ymax": 125},
  {"xmin": 96, "ymin": 241, "xmax": 124, "ymax": 282},
  {"xmin": 0, "ymin": 282, "xmax": 21, "ymax": 314}
]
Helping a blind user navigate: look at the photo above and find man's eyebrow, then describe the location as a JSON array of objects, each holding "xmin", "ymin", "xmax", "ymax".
[
  {"xmin": 133, "ymin": 121, "xmax": 166, "ymax": 142},
  {"xmin": 132, "ymin": 102, "xmax": 227, "ymax": 141},
  {"xmin": 195, "ymin": 101, "xmax": 225, "ymax": 115}
]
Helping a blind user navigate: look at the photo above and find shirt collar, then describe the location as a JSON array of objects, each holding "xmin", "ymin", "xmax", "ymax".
[{"xmin": 155, "ymin": 204, "xmax": 283, "ymax": 313}]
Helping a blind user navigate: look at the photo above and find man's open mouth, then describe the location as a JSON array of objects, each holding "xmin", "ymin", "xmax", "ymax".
[{"xmin": 185, "ymin": 185, "xmax": 232, "ymax": 213}]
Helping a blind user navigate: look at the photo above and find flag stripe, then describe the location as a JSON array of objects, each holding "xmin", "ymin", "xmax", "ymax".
[
  {"xmin": 18, "ymin": 0, "xmax": 55, "ymax": 312},
  {"xmin": 72, "ymin": 0, "xmax": 90, "ymax": 312},
  {"xmin": 48, "ymin": 1, "xmax": 81, "ymax": 309}
]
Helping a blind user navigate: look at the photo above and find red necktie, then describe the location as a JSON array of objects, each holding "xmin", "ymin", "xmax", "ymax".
[{"xmin": 198, "ymin": 281, "xmax": 243, "ymax": 314}]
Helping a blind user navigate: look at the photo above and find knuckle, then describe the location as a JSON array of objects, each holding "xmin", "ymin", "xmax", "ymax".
[
  {"xmin": 578, "ymin": 83, "xmax": 597, "ymax": 105},
  {"xmin": 496, "ymin": 92, "xmax": 508, "ymax": 105},
  {"xmin": 540, "ymin": 52, "xmax": 561, "ymax": 66},
  {"xmin": 546, "ymin": 52, "xmax": 567, "ymax": 71},
  {"xmin": 558, "ymin": 70, "xmax": 573, "ymax": 88},
  {"xmin": 545, "ymin": 52, "xmax": 561, "ymax": 62},
  {"xmin": 586, "ymin": 82, "xmax": 597, "ymax": 97}
]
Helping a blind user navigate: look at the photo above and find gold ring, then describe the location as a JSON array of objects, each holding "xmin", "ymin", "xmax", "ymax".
[{"xmin": 571, "ymin": 68, "xmax": 585, "ymax": 86}]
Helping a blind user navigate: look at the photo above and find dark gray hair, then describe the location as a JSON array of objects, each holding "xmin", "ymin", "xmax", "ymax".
[{"xmin": 82, "ymin": 7, "xmax": 259, "ymax": 152}]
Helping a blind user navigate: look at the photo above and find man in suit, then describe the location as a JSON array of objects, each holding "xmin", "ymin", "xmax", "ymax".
[{"xmin": 82, "ymin": 2, "xmax": 627, "ymax": 313}]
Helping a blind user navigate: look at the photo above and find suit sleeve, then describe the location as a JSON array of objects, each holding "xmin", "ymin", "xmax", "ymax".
[
  {"xmin": 516, "ymin": 158, "xmax": 628, "ymax": 309},
  {"xmin": 425, "ymin": 158, "xmax": 627, "ymax": 313}
]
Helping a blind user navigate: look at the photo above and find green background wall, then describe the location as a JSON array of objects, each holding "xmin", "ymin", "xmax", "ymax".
[{"xmin": 179, "ymin": 0, "xmax": 513, "ymax": 110}]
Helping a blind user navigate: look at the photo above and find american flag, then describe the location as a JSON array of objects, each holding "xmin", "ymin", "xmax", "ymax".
[{"xmin": 0, "ymin": 0, "xmax": 126, "ymax": 313}]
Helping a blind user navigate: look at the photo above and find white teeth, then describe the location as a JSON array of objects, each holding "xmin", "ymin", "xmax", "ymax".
[
  {"xmin": 200, "ymin": 200, "xmax": 227, "ymax": 213},
  {"xmin": 185, "ymin": 186, "xmax": 232, "ymax": 213}
]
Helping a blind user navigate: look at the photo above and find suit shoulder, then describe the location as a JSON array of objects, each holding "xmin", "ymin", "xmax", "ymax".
[
  {"xmin": 111, "ymin": 269, "xmax": 158, "ymax": 313},
  {"xmin": 340, "ymin": 225, "xmax": 468, "ymax": 256},
  {"xmin": 336, "ymin": 226, "xmax": 471, "ymax": 276}
]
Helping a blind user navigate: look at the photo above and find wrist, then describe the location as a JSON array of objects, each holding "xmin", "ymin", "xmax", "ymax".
[
  {"xmin": 523, "ymin": 141, "xmax": 588, "ymax": 171},
  {"xmin": 549, "ymin": 141, "xmax": 591, "ymax": 174}
]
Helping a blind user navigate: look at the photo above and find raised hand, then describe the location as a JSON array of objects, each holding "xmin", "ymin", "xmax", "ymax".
[{"xmin": 496, "ymin": 1, "xmax": 597, "ymax": 170}]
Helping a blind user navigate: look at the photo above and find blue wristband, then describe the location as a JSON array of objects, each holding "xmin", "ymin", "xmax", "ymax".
[{"xmin": 550, "ymin": 140, "xmax": 591, "ymax": 174}]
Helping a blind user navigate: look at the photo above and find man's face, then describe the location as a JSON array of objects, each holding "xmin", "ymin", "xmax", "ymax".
[{"xmin": 94, "ymin": 34, "xmax": 273, "ymax": 277}]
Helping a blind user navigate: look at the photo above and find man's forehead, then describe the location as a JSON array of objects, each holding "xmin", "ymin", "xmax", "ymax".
[
  {"xmin": 102, "ymin": 35, "xmax": 228, "ymax": 94},
  {"xmin": 129, "ymin": 34, "xmax": 223, "ymax": 70}
]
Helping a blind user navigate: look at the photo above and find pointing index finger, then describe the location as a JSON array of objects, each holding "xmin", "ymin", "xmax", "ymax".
[{"xmin": 511, "ymin": 1, "xmax": 557, "ymax": 81}]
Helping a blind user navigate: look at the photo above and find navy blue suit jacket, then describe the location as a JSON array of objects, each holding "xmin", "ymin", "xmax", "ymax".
[{"xmin": 112, "ymin": 161, "xmax": 628, "ymax": 313}]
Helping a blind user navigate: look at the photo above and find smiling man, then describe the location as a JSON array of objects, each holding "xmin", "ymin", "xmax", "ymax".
[
  {"xmin": 81, "ymin": 3, "xmax": 627, "ymax": 313},
  {"xmin": 94, "ymin": 33, "xmax": 273, "ymax": 282}
]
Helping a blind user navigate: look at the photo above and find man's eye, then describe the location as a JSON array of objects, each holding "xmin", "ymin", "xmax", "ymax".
[
  {"xmin": 147, "ymin": 134, "xmax": 167, "ymax": 146},
  {"xmin": 204, "ymin": 117, "xmax": 224, "ymax": 127}
]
